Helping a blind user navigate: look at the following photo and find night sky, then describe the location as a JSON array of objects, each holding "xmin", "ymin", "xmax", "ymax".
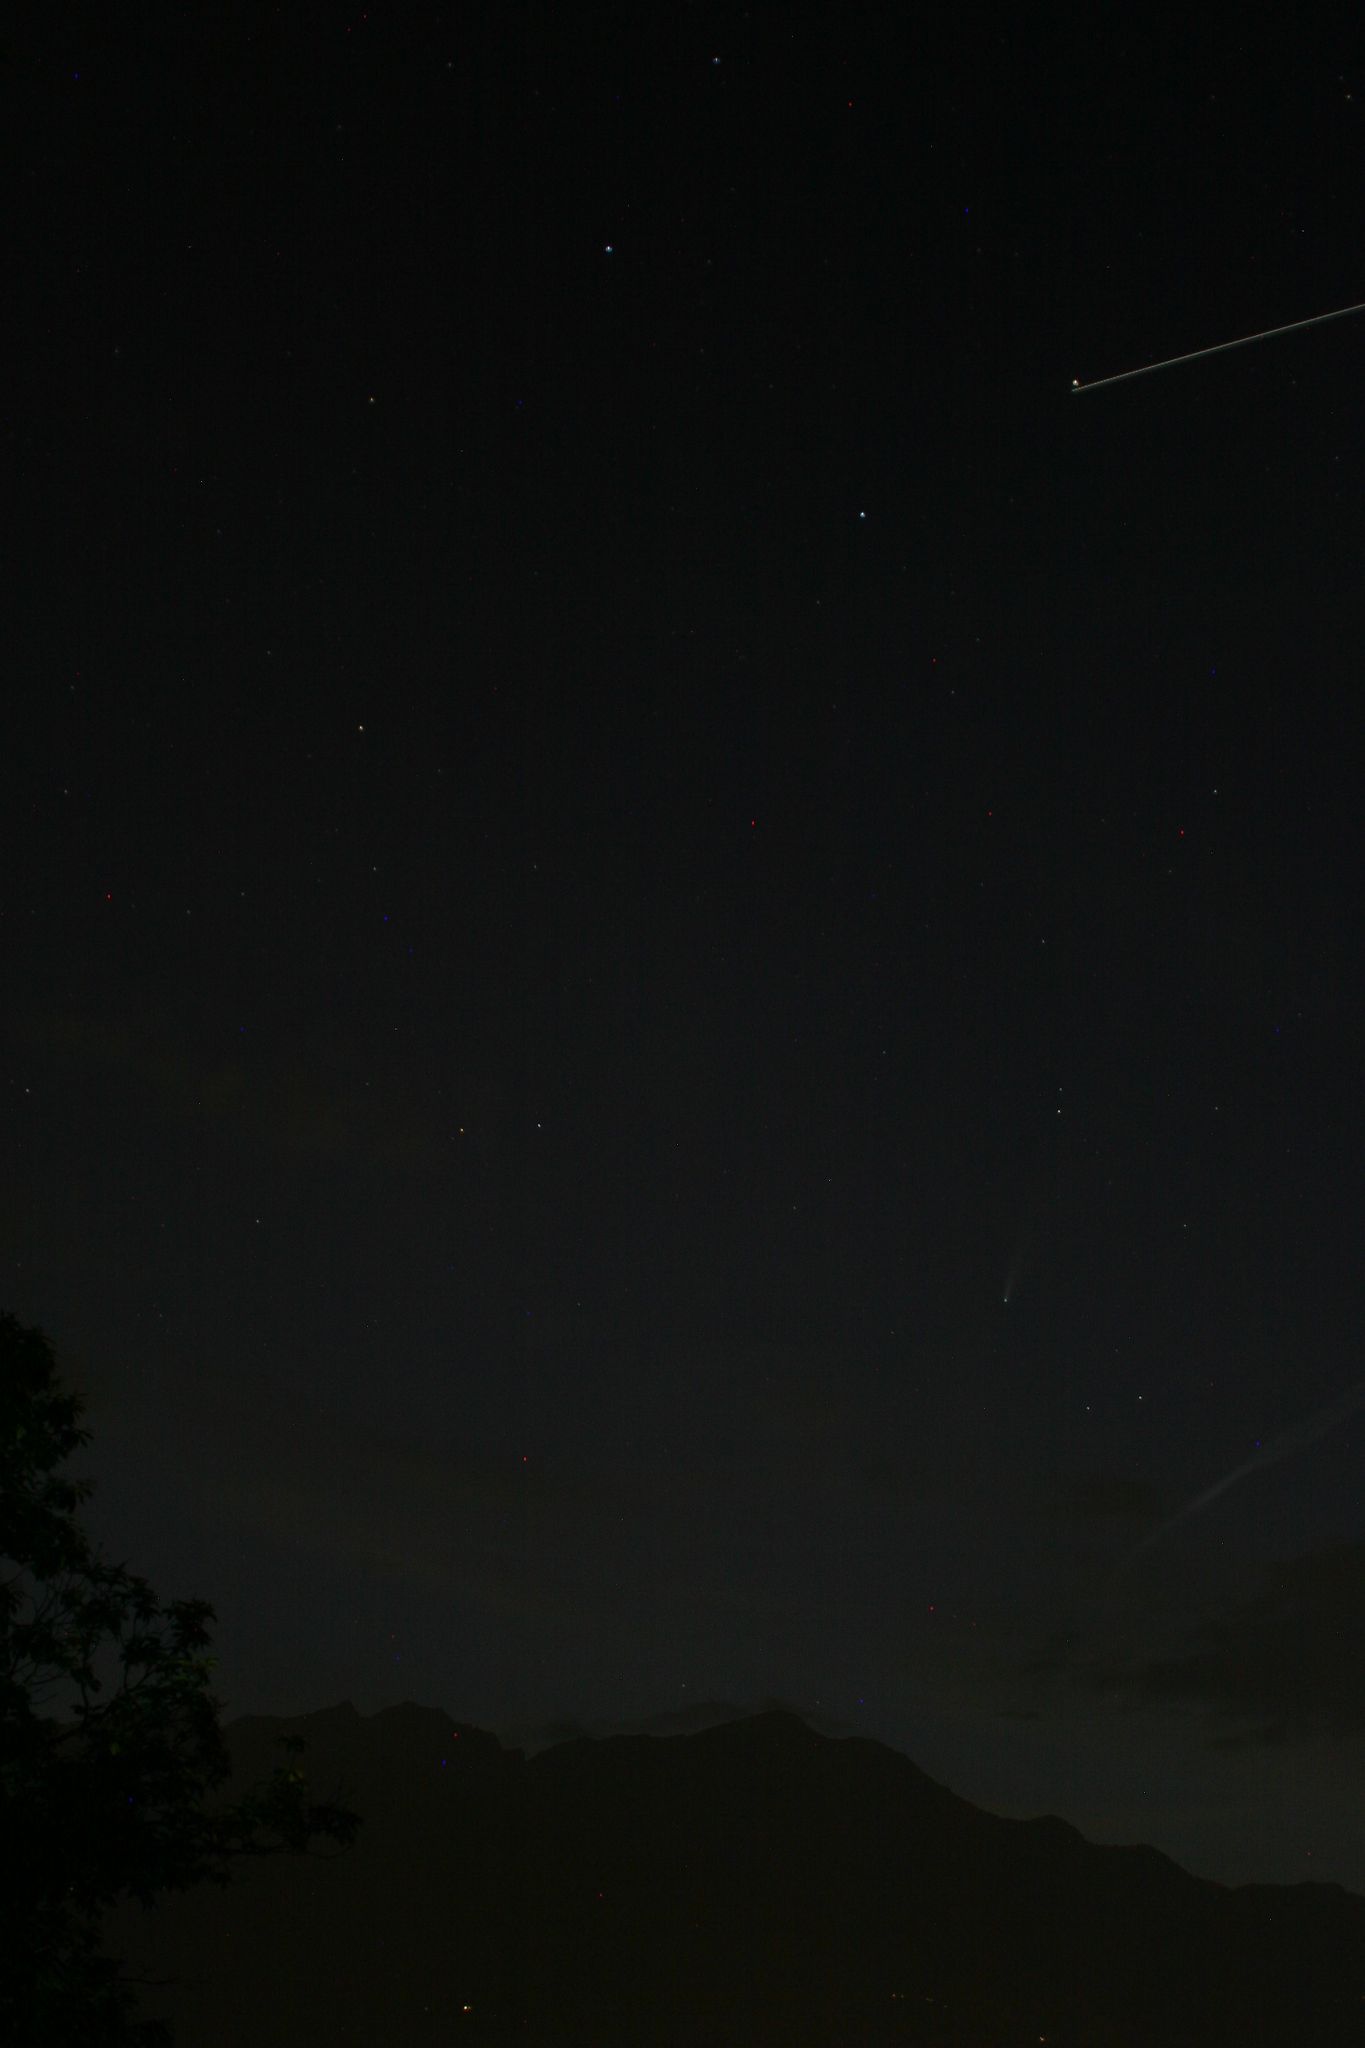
[{"xmin": 9, "ymin": 14, "xmax": 1365, "ymax": 1896}]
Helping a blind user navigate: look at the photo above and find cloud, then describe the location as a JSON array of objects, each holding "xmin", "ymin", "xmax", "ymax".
[
  {"xmin": 193, "ymin": 1374, "xmax": 830, "ymax": 1638},
  {"xmin": 204, "ymin": 1418, "xmax": 662, "ymax": 1622},
  {"xmin": 26, "ymin": 1006, "xmax": 451, "ymax": 1174},
  {"xmin": 1042, "ymin": 1542, "xmax": 1365, "ymax": 1741},
  {"xmin": 496, "ymin": 1695, "xmax": 856, "ymax": 1757},
  {"xmin": 1035, "ymin": 1472, "xmax": 1165, "ymax": 1525}
]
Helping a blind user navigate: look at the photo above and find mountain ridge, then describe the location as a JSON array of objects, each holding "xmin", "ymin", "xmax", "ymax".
[{"xmin": 107, "ymin": 1700, "xmax": 1365, "ymax": 2045}]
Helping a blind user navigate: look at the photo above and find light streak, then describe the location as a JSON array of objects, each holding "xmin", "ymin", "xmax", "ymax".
[
  {"xmin": 1070, "ymin": 299, "xmax": 1365, "ymax": 393},
  {"xmin": 1128, "ymin": 1377, "xmax": 1365, "ymax": 1559}
]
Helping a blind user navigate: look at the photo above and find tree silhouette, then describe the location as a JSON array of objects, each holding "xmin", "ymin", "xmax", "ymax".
[{"xmin": 0, "ymin": 1313, "xmax": 361, "ymax": 2044}]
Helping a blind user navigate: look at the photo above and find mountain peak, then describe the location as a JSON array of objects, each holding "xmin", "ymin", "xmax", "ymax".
[{"xmin": 108, "ymin": 1700, "xmax": 1365, "ymax": 2046}]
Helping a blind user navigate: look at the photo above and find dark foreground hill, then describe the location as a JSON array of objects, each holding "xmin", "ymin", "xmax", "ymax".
[{"xmin": 106, "ymin": 1701, "xmax": 1364, "ymax": 2046}]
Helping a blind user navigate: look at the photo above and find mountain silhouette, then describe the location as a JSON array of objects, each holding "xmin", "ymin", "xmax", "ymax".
[{"xmin": 106, "ymin": 1702, "xmax": 1365, "ymax": 2045}]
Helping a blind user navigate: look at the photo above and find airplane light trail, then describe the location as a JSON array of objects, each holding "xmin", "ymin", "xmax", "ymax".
[
  {"xmin": 1070, "ymin": 298, "xmax": 1365, "ymax": 393},
  {"xmin": 1124, "ymin": 1377, "xmax": 1365, "ymax": 1562}
]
